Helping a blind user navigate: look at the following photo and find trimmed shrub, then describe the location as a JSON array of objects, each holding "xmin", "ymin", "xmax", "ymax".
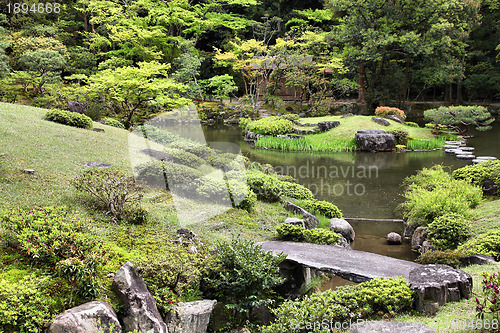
[
  {"xmin": 453, "ymin": 161, "xmax": 500, "ymax": 195},
  {"xmin": 44, "ymin": 108, "xmax": 93, "ymax": 129},
  {"xmin": 427, "ymin": 213, "xmax": 472, "ymax": 250},
  {"xmin": 72, "ymin": 168, "xmax": 143, "ymax": 220},
  {"xmin": 261, "ymin": 277, "xmax": 415, "ymax": 333},
  {"xmin": 424, "ymin": 105, "xmax": 494, "ymax": 132},
  {"xmin": 0, "ymin": 275, "xmax": 59, "ymax": 333},
  {"xmin": 416, "ymin": 250, "xmax": 465, "ymax": 268},
  {"xmin": 302, "ymin": 199, "xmax": 343, "ymax": 219},
  {"xmin": 102, "ymin": 117, "xmax": 125, "ymax": 129},
  {"xmin": 134, "ymin": 160, "xmax": 203, "ymax": 188},
  {"xmin": 247, "ymin": 170, "xmax": 313, "ymax": 202},
  {"xmin": 387, "ymin": 129, "xmax": 410, "ymax": 145},
  {"xmin": 406, "ymin": 121, "xmax": 419, "ymax": 127},
  {"xmin": 400, "ymin": 166, "xmax": 482, "ymax": 223},
  {"xmin": 236, "ymin": 188, "xmax": 257, "ymax": 212},
  {"xmin": 195, "ymin": 177, "xmax": 231, "ymax": 204},
  {"xmin": 239, "ymin": 118, "xmax": 253, "ymax": 131},
  {"xmin": 247, "ymin": 116, "xmax": 294, "ymax": 135},
  {"xmin": 280, "ymin": 181, "xmax": 314, "ymax": 200},
  {"xmin": 276, "ymin": 223, "xmax": 339, "ymax": 245},
  {"xmin": 165, "ymin": 148, "xmax": 205, "ymax": 168},
  {"xmin": 375, "ymin": 106, "xmax": 406, "ymax": 119},
  {"xmin": 457, "ymin": 230, "xmax": 500, "ymax": 260},
  {"xmin": 169, "ymin": 141, "xmax": 210, "ymax": 158},
  {"xmin": 280, "ymin": 114, "xmax": 300, "ymax": 122}
]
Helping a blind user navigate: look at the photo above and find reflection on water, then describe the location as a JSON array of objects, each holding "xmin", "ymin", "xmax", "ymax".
[{"xmin": 199, "ymin": 122, "xmax": 499, "ymax": 260}]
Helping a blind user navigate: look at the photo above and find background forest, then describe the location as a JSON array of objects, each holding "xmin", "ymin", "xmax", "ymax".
[{"xmin": 0, "ymin": 0, "xmax": 499, "ymax": 126}]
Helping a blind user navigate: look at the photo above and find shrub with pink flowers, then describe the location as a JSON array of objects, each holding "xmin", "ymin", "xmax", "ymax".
[
  {"xmin": 375, "ymin": 106, "xmax": 406, "ymax": 119},
  {"xmin": 476, "ymin": 272, "xmax": 500, "ymax": 320}
]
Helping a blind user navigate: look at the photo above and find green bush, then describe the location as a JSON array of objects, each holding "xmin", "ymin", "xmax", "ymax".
[
  {"xmin": 276, "ymin": 224, "xmax": 339, "ymax": 245},
  {"xmin": 424, "ymin": 105, "xmax": 494, "ymax": 132},
  {"xmin": 247, "ymin": 170, "xmax": 313, "ymax": 202},
  {"xmin": 72, "ymin": 168, "xmax": 143, "ymax": 220},
  {"xmin": 135, "ymin": 246, "xmax": 206, "ymax": 317},
  {"xmin": 165, "ymin": 148, "xmax": 205, "ymax": 168},
  {"xmin": 236, "ymin": 188, "xmax": 257, "ymax": 212},
  {"xmin": 0, "ymin": 275, "xmax": 59, "ymax": 333},
  {"xmin": 261, "ymin": 276, "xmax": 414, "ymax": 333},
  {"xmin": 427, "ymin": 213, "xmax": 472, "ymax": 250},
  {"xmin": 387, "ymin": 129, "xmax": 410, "ymax": 145},
  {"xmin": 416, "ymin": 250, "xmax": 466, "ymax": 268},
  {"xmin": 406, "ymin": 121, "xmax": 419, "ymax": 127},
  {"xmin": 302, "ymin": 199, "xmax": 343, "ymax": 219},
  {"xmin": 169, "ymin": 141, "xmax": 211, "ymax": 158},
  {"xmin": 453, "ymin": 161, "xmax": 500, "ymax": 195},
  {"xmin": 247, "ymin": 116, "xmax": 294, "ymax": 135},
  {"xmin": 399, "ymin": 166, "xmax": 482, "ymax": 223},
  {"xmin": 457, "ymin": 230, "xmax": 500, "ymax": 260},
  {"xmin": 0, "ymin": 207, "xmax": 98, "ymax": 267},
  {"xmin": 195, "ymin": 177, "xmax": 231, "ymax": 203},
  {"xmin": 44, "ymin": 108, "xmax": 93, "ymax": 129},
  {"xmin": 103, "ymin": 117, "xmax": 125, "ymax": 129},
  {"xmin": 239, "ymin": 118, "xmax": 253, "ymax": 131},
  {"xmin": 134, "ymin": 160, "xmax": 203, "ymax": 188},
  {"xmin": 280, "ymin": 181, "xmax": 314, "ymax": 200},
  {"xmin": 280, "ymin": 114, "xmax": 300, "ymax": 122},
  {"xmin": 206, "ymin": 238, "xmax": 286, "ymax": 321}
]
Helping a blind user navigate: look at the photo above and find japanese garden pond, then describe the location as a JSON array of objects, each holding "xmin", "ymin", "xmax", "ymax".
[{"xmin": 163, "ymin": 120, "xmax": 500, "ymax": 261}]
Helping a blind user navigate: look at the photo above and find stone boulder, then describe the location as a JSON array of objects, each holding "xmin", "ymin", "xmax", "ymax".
[
  {"xmin": 141, "ymin": 148, "xmax": 173, "ymax": 161},
  {"xmin": 112, "ymin": 262, "xmax": 168, "ymax": 333},
  {"xmin": 341, "ymin": 113, "xmax": 354, "ymax": 118},
  {"xmin": 244, "ymin": 130, "xmax": 265, "ymax": 141},
  {"xmin": 284, "ymin": 217, "xmax": 305, "ymax": 228},
  {"xmin": 460, "ymin": 254, "xmax": 496, "ymax": 267},
  {"xmin": 165, "ymin": 300, "xmax": 217, "ymax": 333},
  {"xmin": 411, "ymin": 227, "xmax": 428, "ymax": 251},
  {"xmin": 408, "ymin": 265, "xmax": 473, "ymax": 314},
  {"xmin": 329, "ymin": 218, "xmax": 355, "ymax": 242},
  {"xmin": 83, "ymin": 162, "xmax": 112, "ymax": 169},
  {"xmin": 350, "ymin": 321, "xmax": 435, "ymax": 333},
  {"xmin": 93, "ymin": 128, "xmax": 105, "ymax": 133},
  {"xmin": 371, "ymin": 117, "xmax": 391, "ymax": 126},
  {"xmin": 355, "ymin": 130, "xmax": 396, "ymax": 152},
  {"xmin": 48, "ymin": 301, "xmax": 121, "ymax": 333},
  {"xmin": 386, "ymin": 232, "xmax": 402, "ymax": 245},
  {"xmin": 68, "ymin": 101, "xmax": 86, "ymax": 114},
  {"xmin": 283, "ymin": 201, "xmax": 319, "ymax": 229},
  {"xmin": 384, "ymin": 114, "xmax": 406, "ymax": 125},
  {"xmin": 316, "ymin": 121, "xmax": 340, "ymax": 132},
  {"xmin": 483, "ymin": 179, "xmax": 498, "ymax": 196}
]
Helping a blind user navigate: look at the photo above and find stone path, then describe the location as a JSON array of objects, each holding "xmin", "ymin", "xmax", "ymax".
[{"xmin": 260, "ymin": 241, "xmax": 422, "ymax": 283}]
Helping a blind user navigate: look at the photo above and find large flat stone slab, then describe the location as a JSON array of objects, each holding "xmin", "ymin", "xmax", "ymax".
[{"xmin": 260, "ymin": 241, "xmax": 421, "ymax": 283}]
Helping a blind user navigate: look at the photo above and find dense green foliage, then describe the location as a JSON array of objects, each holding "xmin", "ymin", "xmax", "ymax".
[
  {"xmin": 206, "ymin": 238, "xmax": 286, "ymax": 318},
  {"xmin": 457, "ymin": 230, "xmax": 500, "ymax": 260},
  {"xmin": 424, "ymin": 106, "xmax": 495, "ymax": 134},
  {"xmin": 427, "ymin": 213, "xmax": 472, "ymax": 250},
  {"xmin": 416, "ymin": 250, "xmax": 466, "ymax": 268},
  {"xmin": 453, "ymin": 161, "xmax": 500, "ymax": 195},
  {"xmin": 400, "ymin": 166, "xmax": 482, "ymax": 223},
  {"xmin": 255, "ymin": 136, "xmax": 358, "ymax": 152},
  {"xmin": 406, "ymin": 138, "xmax": 448, "ymax": 150},
  {"xmin": 44, "ymin": 108, "xmax": 93, "ymax": 129},
  {"xmin": 387, "ymin": 129, "xmax": 409, "ymax": 145},
  {"xmin": 261, "ymin": 277, "xmax": 415, "ymax": 332},
  {"xmin": 301, "ymin": 199, "xmax": 343, "ymax": 219},
  {"xmin": 247, "ymin": 117, "xmax": 294, "ymax": 135},
  {"xmin": 102, "ymin": 117, "xmax": 125, "ymax": 129},
  {"xmin": 276, "ymin": 223, "xmax": 339, "ymax": 245},
  {"xmin": 247, "ymin": 170, "xmax": 314, "ymax": 202}
]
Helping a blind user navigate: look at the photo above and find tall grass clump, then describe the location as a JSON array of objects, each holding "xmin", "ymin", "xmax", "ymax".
[
  {"xmin": 255, "ymin": 136, "xmax": 357, "ymax": 153},
  {"xmin": 406, "ymin": 137, "xmax": 447, "ymax": 150}
]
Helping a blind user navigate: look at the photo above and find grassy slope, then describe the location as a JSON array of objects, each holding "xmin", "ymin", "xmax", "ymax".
[
  {"xmin": 471, "ymin": 199, "xmax": 500, "ymax": 235},
  {"xmin": 300, "ymin": 115, "xmax": 435, "ymax": 140}
]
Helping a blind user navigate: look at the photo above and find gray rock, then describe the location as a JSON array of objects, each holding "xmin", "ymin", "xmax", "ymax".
[
  {"xmin": 283, "ymin": 201, "xmax": 319, "ymax": 229},
  {"xmin": 329, "ymin": 218, "xmax": 355, "ymax": 242},
  {"xmin": 93, "ymin": 128, "xmax": 105, "ymax": 133},
  {"xmin": 421, "ymin": 240, "xmax": 434, "ymax": 253},
  {"xmin": 299, "ymin": 113, "xmax": 306, "ymax": 117},
  {"xmin": 386, "ymin": 232, "xmax": 402, "ymax": 245},
  {"xmin": 112, "ymin": 262, "xmax": 168, "ymax": 333},
  {"xmin": 283, "ymin": 217, "xmax": 305, "ymax": 228},
  {"xmin": 141, "ymin": 148, "xmax": 173, "ymax": 161},
  {"xmin": 445, "ymin": 141, "xmax": 463, "ymax": 145},
  {"xmin": 445, "ymin": 149, "xmax": 461, "ymax": 154},
  {"xmin": 460, "ymin": 254, "xmax": 496, "ymax": 267},
  {"xmin": 409, "ymin": 265, "xmax": 472, "ymax": 313},
  {"xmin": 350, "ymin": 321, "xmax": 435, "ymax": 333},
  {"xmin": 371, "ymin": 117, "xmax": 391, "ymax": 126},
  {"xmin": 456, "ymin": 154, "xmax": 475, "ymax": 160},
  {"xmin": 316, "ymin": 121, "xmax": 340, "ymax": 132},
  {"xmin": 341, "ymin": 113, "xmax": 354, "ymax": 118},
  {"xmin": 48, "ymin": 301, "xmax": 121, "ymax": 333},
  {"xmin": 411, "ymin": 227, "xmax": 428, "ymax": 251},
  {"xmin": 177, "ymin": 228, "xmax": 200, "ymax": 242},
  {"xmin": 244, "ymin": 130, "xmax": 265, "ymax": 141},
  {"xmin": 443, "ymin": 144, "xmax": 461, "ymax": 149},
  {"xmin": 23, "ymin": 169, "xmax": 35, "ymax": 174},
  {"xmin": 83, "ymin": 162, "xmax": 112, "ymax": 169},
  {"xmin": 459, "ymin": 147, "xmax": 474, "ymax": 152},
  {"xmin": 355, "ymin": 130, "xmax": 396, "ymax": 152},
  {"xmin": 165, "ymin": 300, "xmax": 217, "ymax": 333},
  {"xmin": 483, "ymin": 179, "xmax": 498, "ymax": 196},
  {"xmin": 337, "ymin": 234, "xmax": 352, "ymax": 249},
  {"xmin": 473, "ymin": 156, "xmax": 498, "ymax": 164},
  {"xmin": 68, "ymin": 101, "xmax": 86, "ymax": 114},
  {"xmin": 385, "ymin": 114, "xmax": 406, "ymax": 125}
]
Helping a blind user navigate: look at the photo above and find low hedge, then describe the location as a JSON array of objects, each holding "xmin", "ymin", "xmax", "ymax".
[
  {"xmin": 302, "ymin": 199, "xmax": 343, "ymax": 219},
  {"xmin": 457, "ymin": 230, "xmax": 500, "ymax": 260},
  {"xmin": 102, "ymin": 117, "xmax": 125, "ymax": 129},
  {"xmin": 247, "ymin": 170, "xmax": 313, "ymax": 202},
  {"xmin": 45, "ymin": 109, "xmax": 93, "ymax": 129},
  {"xmin": 247, "ymin": 116, "xmax": 294, "ymax": 135},
  {"xmin": 427, "ymin": 213, "xmax": 472, "ymax": 250},
  {"xmin": 276, "ymin": 223, "xmax": 339, "ymax": 245},
  {"xmin": 453, "ymin": 161, "xmax": 500, "ymax": 195}
]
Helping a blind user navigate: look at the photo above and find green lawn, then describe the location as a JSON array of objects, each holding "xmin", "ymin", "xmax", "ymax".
[{"xmin": 471, "ymin": 199, "xmax": 500, "ymax": 235}]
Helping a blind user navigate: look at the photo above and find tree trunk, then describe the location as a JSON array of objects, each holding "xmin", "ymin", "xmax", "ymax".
[
  {"xmin": 357, "ymin": 63, "xmax": 366, "ymax": 104},
  {"xmin": 456, "ymin": 80, "xmax": 463, "ymax": 104},
  {"xmin": 82, "ymin": 4, "xmax": 88, "ymax": 32}
]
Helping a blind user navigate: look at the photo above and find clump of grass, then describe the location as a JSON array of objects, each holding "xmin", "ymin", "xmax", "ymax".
[
  {"xmin": 406, "ymin": 137, "xmax": 447, "ymax": 150},
  {"xmin": 255, "ymin": 136, "xmax": 357, "ymax": 153}
]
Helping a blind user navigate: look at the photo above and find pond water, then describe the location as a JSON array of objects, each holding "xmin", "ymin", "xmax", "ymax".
[{"xmin": 166, "ymin": 120, "xmax": 500, "ymax": 260}]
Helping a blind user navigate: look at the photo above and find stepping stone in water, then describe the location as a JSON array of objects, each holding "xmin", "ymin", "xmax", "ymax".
[
  {"xmin": 445, "ymin": 149, "xmax": 459, "ymax": 154},
  {"xmin": 456, "ymin": 154, "xmax": 475, "ymax": 160},
  {"xmin": 443, "ymin": 144, "xmax": 460, "ymax": 149},
  {"xmin": 459, "ymin": 147, "xmax": 474, "ymax": 152},
  {"xmin": 445, "ymin": 141, "xmax": 463, "ymax": 146},
  {"xmin": 473, "ymin": 156, "xmax": 498, "ymax": 164}
]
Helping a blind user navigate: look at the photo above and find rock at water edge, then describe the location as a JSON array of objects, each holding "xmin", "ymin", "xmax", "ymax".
[
  {"xmin": 355, "ymin": 130, "xmax": 396, "ymax": 152},
  {"xmin": 48, "ymin": 301, "xmax": 122, "ymax": 333},
  {"xmin": 112, "ymin": 262, "xmax": 168, "ymax": 333},
  {"xmin": 387, "ymin": 232, "xmax": 402, "ymax": 245},
  {"xmin": 329, "ymin": 218, "xmax": 355, "ymax": 242}
]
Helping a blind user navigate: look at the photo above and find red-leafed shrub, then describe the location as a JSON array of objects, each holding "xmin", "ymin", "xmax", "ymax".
[{"xmin": 375, "ymin": 106, "xmax": 406, "ymax": 119}]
